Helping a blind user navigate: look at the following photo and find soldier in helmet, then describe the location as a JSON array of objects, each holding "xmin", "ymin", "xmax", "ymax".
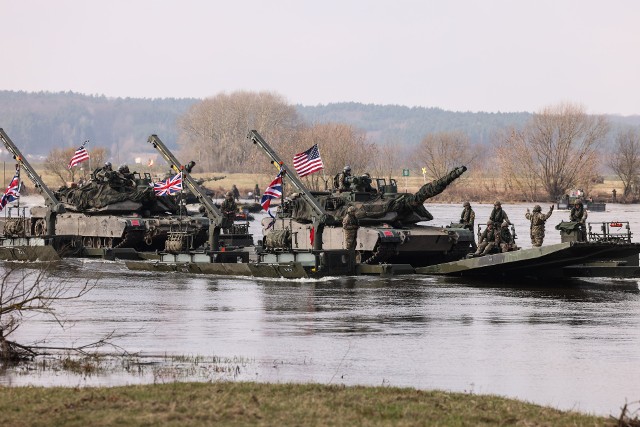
[
  {"xmin": 569, "ymin": 200, "xmax": 588, "ymax": 241},
  {"xmin": 460, "ymin": 201, "xmax": 475, "ymax": 231},
  {"xmin": 220, "ymin": 191, "xmax": 237, "ymax": 232},
  {"xmin": 489, "ymin": 200, "xmax": 510, "ymax": 227},
  {"xmin": 473, "ymin": 220, "xmax": 500, "ymax": 256},
  {"xmin": 499, "ymin": 220, "xmax": 516, "ymax": 252},
  {"xmin": 342, "ymin": 205, "xmax": 359, "ymax": 250},
  {"xmin": 336, "ymin": 165, "xmax": 352, "ymax": 191},
  {"xmin": 525, "ymin": 204, "xmax": 554, "ymax": 247}
]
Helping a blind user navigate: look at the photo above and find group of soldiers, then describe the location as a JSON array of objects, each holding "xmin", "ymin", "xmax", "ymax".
[{"xmin": 461, "ymin": 199, "xmax": 589, "ymax": 257}]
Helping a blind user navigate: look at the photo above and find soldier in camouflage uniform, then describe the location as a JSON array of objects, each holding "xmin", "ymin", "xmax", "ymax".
[
  {"xmin": 499, "ymin": 221, "xmax": 516, "ymax": 252},
  {"xmin": 343, "ymin": 205, "xmax": 359, "ymax": 250},
  {"xmin": 473, "ymin": 220, "xmax": 500, "ymax": 256},
  {"xmin": 336, "ymin": 165, "xmax": 352, "ymax": 191},
  {"xmin": 489, "ymin": 201, "xmax": 510, "ymax": 227},
  {"xmin": 569, "ymin": 200, "xmax": 588, "ymax": 242},
  {"xmin": 220, "ymin": 191, "xmax": 237, "ymax": 232},
  {"xmin": 525, "ymin": 204, "xmax": 554, "ymax": 247},
  {"xmin": 460, "ymin": 201, "xmax": 475, "ymax": 231}
]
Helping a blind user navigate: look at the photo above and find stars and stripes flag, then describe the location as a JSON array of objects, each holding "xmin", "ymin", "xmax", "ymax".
[
  {"xmin": 293, "ymin": 144, "xmax": 324, "ymax": 177},
  {"xmin": 68, "ymin": 141, "xmax": 90, "ymax": 169},
  {"xmin": 154, "ymin": 172, "xmax": 183, "ymax": 196},
  {"xmin": 0, "ymin": 169, "xmax": 20, "ymax": 212},
  {"xmin": 260, "ymin": 173, "xmax": 283, "ymax": 211}
]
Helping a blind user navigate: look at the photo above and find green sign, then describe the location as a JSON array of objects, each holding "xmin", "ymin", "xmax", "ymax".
[{"xmin": 402, "ymin": 169, "xmax": 410, "ymax": 177}]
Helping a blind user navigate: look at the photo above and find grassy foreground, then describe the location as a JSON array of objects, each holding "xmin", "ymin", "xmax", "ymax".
[{"xmin": 0, "ymin": 382, "xmax": 616, "ymax": 426}]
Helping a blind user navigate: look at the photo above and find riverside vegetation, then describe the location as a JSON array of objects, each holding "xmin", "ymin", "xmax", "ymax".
[{"xmin": 1, "ymin": 382, "xmax": 635, "ymax": 426}]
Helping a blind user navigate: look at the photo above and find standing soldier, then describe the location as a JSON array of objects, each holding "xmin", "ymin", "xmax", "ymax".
[
  {"xmin": 525, "ymin": 204, "xmax": 554, "ymax": 247},
  {"xmin": 460, "ymin": 202, "xmax": 475, "ymax": 231},
  {"xmin": 569, "ymin": 200, "xmax": 588, "ymax": 242},
  {"xmin": 460, "ymin": 201, "xmax": 476, "ymax": 250},
  {"xmin": 489, "ymin": 201, "xmax": 510, "ymax": 227},
  {"xmin": 254, "ymin": 184, "xmax": 261, "ymax": 202},
  {"xmin": 336, "ymin": 165, "xmax": 352, "ymax": 191},
  {"xmin": 343, "ymin": 206, "xmax": 359, "ymax": 250},
  {"xmin": 220, "ymin": 191, "xmax": 237, "ymax": 232},
  {"xmin": 473, "ymin": 221, "xmax": 500, "ymax": 257}
]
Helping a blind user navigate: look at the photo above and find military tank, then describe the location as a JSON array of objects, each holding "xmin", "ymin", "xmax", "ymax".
[
  {"xmin": 0, "ymin": 129, "xmax": 209, "ymax": 254},
  {"xmin": 248, "ymin": 130, "xmax": 474, "ymax": 267}
]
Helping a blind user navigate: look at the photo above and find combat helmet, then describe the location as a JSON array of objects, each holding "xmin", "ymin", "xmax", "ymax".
[
  {"xmin": 344, "ymin": 165, "xmax": 351, "ymax": 173},
  {"xmin": 463, "ymin": 201, "xmax": 470, "ymax": 207},
  {"xmin": 347, "ymin": 206, "xmax": 357, "ymax": 214},
  {"xmin": 225, "ymin": 191, "xmax": 233, "ymax": 198},
  {"xmin": 533, "ymin": 204, "xmax": 541, "ymax": 212},
  {"xmin": 494, "ymin": 201, "xmax": 501, "ymax": 207}
]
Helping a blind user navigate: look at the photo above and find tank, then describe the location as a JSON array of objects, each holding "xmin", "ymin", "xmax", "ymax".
[
  {"xmin": 248, "ymin": 130, "xmax": 474, "ymax": 267},
  {"xmin": 0, "ymin": 129, "xmax": 209, "ymax": 254}
]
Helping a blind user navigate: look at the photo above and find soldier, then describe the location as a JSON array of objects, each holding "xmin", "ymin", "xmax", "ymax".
[
  {"xmin": 92, "ymin": 162, "xmax": 113, "ymax": 183},
  {"xmin": 336, "ymin": 165, "xmax": 352, "ymax": 191},
  {"xmin": 525, "ymin": 204, "xmax": 554, "ymax": 247},
  {"xmin": 473, "ymin": 220, "xmax": 500, "ymax": 256},
  {"xmin": 231, "ymin": 184, "xmax": 240, "ymax": 201},
  {"xmin": 254, "ymin": 184, "xmax": 261, "ymax": 202},
  {"xmin": 220, "ymin": 191, "xmax": 237, "ymax": 232},
  {"xmin": 489, "ymin": 201, "xmax": 509, "ymax": 227},
  {"xmin": 570, "ymin": 200, "xmax": 588, "ymax": 242},
  {"xmin": 499, "ymin": 221, "xmax": 516, "ymax": 252},
  {"xmin": 460, "ymin": 201, "xmax": 475, "ymax": 231},
  {"xmin": 342, "ymin": 205, "xmax": 359, "ymax": 250}
]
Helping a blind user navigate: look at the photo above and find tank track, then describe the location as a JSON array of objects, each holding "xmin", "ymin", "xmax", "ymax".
[{"xmin": 362, "ymin": 242, "xmax": 398, "ymax": 265}]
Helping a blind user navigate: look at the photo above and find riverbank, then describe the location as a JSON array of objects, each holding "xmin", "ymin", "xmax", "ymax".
[{"xmin": 0, "ymin": 382, "xmax": 622, "ymax": 426}]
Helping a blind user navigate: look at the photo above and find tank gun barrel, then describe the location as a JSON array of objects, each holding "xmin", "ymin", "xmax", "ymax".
[
  {"xmin": 0, "ymin": 128, "xmax": 63, "ymax": 211},
  {"xmin": 246, "ymin": 130, "xmax": 327, "ymax": 219},
  {"xmin": 413, "ymin": 166, "xmax": 467, "ymax": 204}
]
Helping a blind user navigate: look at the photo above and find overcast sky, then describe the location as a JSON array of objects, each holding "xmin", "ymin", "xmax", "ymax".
[{"xmin": 3, "ymin": 0, "xmax": 640, "ymax": 115}]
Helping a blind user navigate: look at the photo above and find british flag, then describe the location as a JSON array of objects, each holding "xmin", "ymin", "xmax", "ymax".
[
  {"xmin": 0, "ymin": 170, "xmax": 20, "ymax": 212},
  {"xmin": 154, "ymin": 172, "xmax": 183, "ymax": 196},
  {"xmin": 260, "ymin": 173, "xmax": 283, "ymax": 211}
]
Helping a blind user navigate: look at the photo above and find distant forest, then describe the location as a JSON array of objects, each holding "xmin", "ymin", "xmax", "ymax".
[{"xmin": 1, "ymin": 90, "xmax": 639, "ymax": 163}]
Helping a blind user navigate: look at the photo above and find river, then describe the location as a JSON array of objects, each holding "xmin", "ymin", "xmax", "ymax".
[{"xmin": 2, "ymin": 200, "xmax": 640, "ymax": 417}]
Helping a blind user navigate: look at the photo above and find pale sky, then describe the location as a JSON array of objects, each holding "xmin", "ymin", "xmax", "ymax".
[{"xmin": 3, "ymin": 0, "xmax": 640, "ymax": 115}]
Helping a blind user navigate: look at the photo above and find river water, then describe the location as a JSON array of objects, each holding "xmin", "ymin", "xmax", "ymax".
[{"xmin": 2, "ymin": 200, "xmax": 640, "ymax": 417}]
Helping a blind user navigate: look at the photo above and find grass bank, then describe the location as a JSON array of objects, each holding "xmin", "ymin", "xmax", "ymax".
[{"xmin": 0, "ymin": 382, "xmax": 621, "ymax": 426}]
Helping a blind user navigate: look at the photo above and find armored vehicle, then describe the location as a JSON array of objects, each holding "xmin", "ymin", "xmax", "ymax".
[
  {"xmin": 147, "ymin": 134, "xmax": 254, "ymax": 250},
  {"xmin": 248, "ymin": 130, "xmax": 473, "ymax": 267},
  {"xmin": 0, "ymin": 129, "xmax": 209, "ymax": 254}
]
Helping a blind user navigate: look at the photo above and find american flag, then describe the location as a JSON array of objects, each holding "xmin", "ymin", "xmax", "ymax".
[
  {"xmin": 68, "ymin": 142, "xmax": 90, "ymax": 169},
  {"xmin": 154, "ymin": 172, "xmax": 183, "ymax": 196},
  {"xmin": 260, "ymin": 173, "xmax": 283, "ymax": 211},
  {"xmin": 0, "ymin": 170, "xmax": 20, "ymax": 212},
  {"xmin": 293, "ymin": 144, "xmax": 324, "ymax": 177}
]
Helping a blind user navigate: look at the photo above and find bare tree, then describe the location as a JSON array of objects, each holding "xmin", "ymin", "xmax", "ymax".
[
  {"xmin": 497, "ymin": 103, "xmax": 609, "ymax": 200},
  {"xmin": 0, "ymin": 263, "xmax": 94, "ymax": 361},
  {"xmin": 412, "ymin": 131, "xmax": 478, "ymax": 179},
  {"xmin": 177, "ymin": 91, "xmax": 302, "ymax": 174},
  {"xmin": 608, "ymin": 128, "xmax": 640, "ymax": 200},
  {"xmin": 369, "ymin": 138, "xmax": 403, "ymax": 182},
  {"xmin": 44, "ymin": 147, "xmax": 108, "ymax": 186}
]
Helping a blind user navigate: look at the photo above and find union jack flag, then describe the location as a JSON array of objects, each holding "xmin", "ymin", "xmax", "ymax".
[
  {"xmin": 154, "ymin": 172, "xmax": 183, "ymax": 196},
  {"xmin": 260, "ymin": 173, "xmax": 283, "ymax": 211},
  {"xmin": 0, "ymin": 170, "xmax": 20, "ymax": 212},
  {"xmin": 68, "ymin": 141, "xmax": 90, "ymax": 169},
  {"xmin": 293, "ymin": 144, "xmax": 324, "ymax": 177}
]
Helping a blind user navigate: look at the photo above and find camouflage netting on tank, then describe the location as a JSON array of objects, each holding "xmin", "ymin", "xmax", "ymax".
[
  {"xmin": 56, "ymin": 181, "xmax": 157, "ymax": 211},
  {"xmin": 264, "ymin": 229, "xmax": 291, "ymax": 249}
]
